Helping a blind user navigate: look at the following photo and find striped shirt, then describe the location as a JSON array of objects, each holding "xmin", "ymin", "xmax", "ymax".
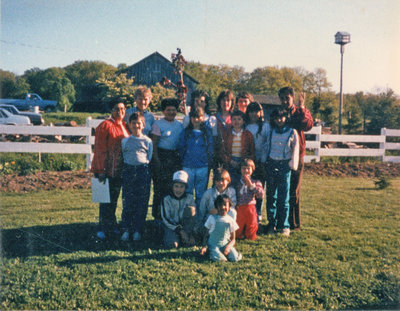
[{"xmin": 231, "ymin": 129, "xmax": 242, "ymax": 157}]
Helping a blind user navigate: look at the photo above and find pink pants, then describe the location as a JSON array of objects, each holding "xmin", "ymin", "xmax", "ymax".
[{"xmin": 236, "ymin": 204, "xmax": 258, "ymax": 240}]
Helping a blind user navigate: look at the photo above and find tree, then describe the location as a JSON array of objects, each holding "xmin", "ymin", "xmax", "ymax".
[
  {"xmin": 64, "ymin": 60, "xmax": 116, "ymax": 101},
  {"xmin": 366, "ymin": 89, "xmax": 400, "ymax": 134},
  {"xmin": 0, "ymin": 69, "xmax": 30, "ymax": 98},
  {"xmin": 23, "ymin": 67, "xmax": 75, "ymax": 110},
  {"xmin": 150, "ymin": 83, "xmax": 176, "ymax": 111},
  {"xmin": 96, "ymin": 73, "xmax": 136, "ymax": 110}
]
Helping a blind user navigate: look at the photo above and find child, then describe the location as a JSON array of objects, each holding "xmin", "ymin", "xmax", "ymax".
[
  {"xmin": 278, "ymin": 86, "xmax": 313, "ymax": 231},
  {"xmin": 182, "ymin": 90, "xmax": 217, "ymax": 136},
  {"xmin": 198, "ymin": 168, "xmax": 237, "ymax": 225},
  {"xmin": 150, "ymin": 98, "xmax": 184, "ymax": 220},
  {"xmin": 124, "ymin": 86, "xmax": 155, "ymax": 136},
  {"xmin": 245, "ymin": 102, "xmax": 271, "ymax": 222},
  {"xmin": 236, "ymin": 91, "xmax": 254, "ymax": 114},
  {"xmin": 265, "ymin": 108, "xmax": 299, "ymax": 236},
  {"xmin": 235, "ymin": 158, "xmax": 264, "ymax": 240},
  {"xmin": 178, "ymin": 107, "xmax": 213, "ymax": 209},
  {"xmin": 200, "ymin": 195, "xmax": 242, "ymax": 262},
  {"xmin": 219, "ymin": 110, "xmax": 255, "ymax": 187},
  {"xmin": 120, "ymin": 112, "xmax": 153, "ymax": 241},
  {"xmin": 161, "ymin": 170, "xmax": 197, "ymax": 248}
]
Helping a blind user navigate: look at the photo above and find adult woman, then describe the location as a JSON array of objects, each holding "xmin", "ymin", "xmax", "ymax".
[{"xmin": 91, "ymin": 101, "xmax": 129, "ymax": 239}]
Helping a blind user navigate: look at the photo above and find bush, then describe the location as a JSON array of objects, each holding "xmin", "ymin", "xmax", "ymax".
[{"xmin": 0, "ymin": 153, "xmax": 86, "ymax": 176}]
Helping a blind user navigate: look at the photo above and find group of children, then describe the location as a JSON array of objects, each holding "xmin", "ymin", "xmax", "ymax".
[{"xmin": 94, "ymin": 86, "xmax": 312, "ymax": 262}]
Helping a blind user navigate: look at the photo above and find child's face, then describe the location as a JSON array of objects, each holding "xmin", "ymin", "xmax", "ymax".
[
  {"xmin": 274, "ymin": 116, "xmax": 287, "ymax": 129},
  {"xmin": 241, "ymin": 164, "xmax": 253, "ymax": 177},
  {"xmin": 129, "ymin": 119, "xmax": 144, "ymax": 136},
  {"xmin": 220, "ymin": 97, "xmax": 232, "ymax": 113},
  {"xmin": 231, "ymin": 115, "xmax": 244, "ymax": 131},
  {"xmin": 215, "ymin": 177, "xmax": 229, "ymax": 193},
  {"xmin": 136, "ymin": 95, "xmax": 151, "ymax": 111},
  {"xmin": 172, "ymin": 182, "xmax": 186, "ymax": 198},
  {"xmin": 191, "ymin": 114, "xmax": 204, "ymax": 128},
  {"xmin": 194, "ymin": 96, "xmax": 206, "ymax": 110},
  {"xmin": 163, "ymin": 106, "xmax": 177, "ymax": 121},
  {"xmin": 237, "ymin": 98, "xmax": 250, "ymax": 113},
  {"xmin": 279, "ymin": 93, "xmax": 294, "ymax": 110},
  {"xmin": 217, "ymin": 201, "xmax": 230, "ymax": 216},
  {"xmin": 248, "ymin": 110, "xmax": 261, "ymax": 123}
]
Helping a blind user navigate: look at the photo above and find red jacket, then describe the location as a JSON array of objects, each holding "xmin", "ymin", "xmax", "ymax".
[
  {"xmin": 91, "ymin": 118, "xmax": 129, "ymax": 178},
  {"xmin": 219, "ymin": 129, "xmax": 255, "ymax": 167},
  {"xmin": 287, "ymin": 106, "xmax": 313, "ymax": 158}
]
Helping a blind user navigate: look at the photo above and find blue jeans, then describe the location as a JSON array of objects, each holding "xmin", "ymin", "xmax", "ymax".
[
  {"xmin": 183, "ymin": 166, "xmax": 209, "ymax": 211},
  {"xmin": 121, "ymin": 164, "xmax": 151, "ymax": 234},
  {"xmin": 266, "ymin": 159, "xmax": 291, "ymax": 230},
  {"xmin": 98, "ymin": 176, "xmax": 122, "ymax": 233},
  {"xmin": 209, "ymin": 244, "xmax": 241, "ymax": 262}
]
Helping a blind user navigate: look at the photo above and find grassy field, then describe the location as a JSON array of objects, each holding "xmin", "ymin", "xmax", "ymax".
[{"xmin": 1, "ymin": 176, "xmax": 399, "ymax": 310}]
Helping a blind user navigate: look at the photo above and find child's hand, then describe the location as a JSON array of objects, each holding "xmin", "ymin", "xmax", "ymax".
[
  {"xmin": 298, "ymin": 92, "xmax": 306, "ymax": 109},
  {"xmin": 223, "ymin": 245, "xmax": 231, "ymax": 256},
  {"xmin": 200, "ymin": 246, "xmax": 207, "ymax": 256},
  {"xmin": 242, "ymin": 174, "xmax": 253, "ymax": 188}
]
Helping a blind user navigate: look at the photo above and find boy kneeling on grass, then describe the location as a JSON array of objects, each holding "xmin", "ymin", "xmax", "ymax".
[
  {"xmin": 200, "ymin": 195, "xmax": 242, "ymax": 262},
  {"xmin": 161, "ymin": 170, "xmax": 197, "ymax": 248}
]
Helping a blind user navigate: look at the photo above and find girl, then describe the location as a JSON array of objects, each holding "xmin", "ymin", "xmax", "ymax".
[
  {"xmin": 178, "ymin": 107, "xmax": 213, "ymax": 209},
  {"xmin": 200, "ymin": 194, "xmax": 242, "ymax": 262},
  {"xmin": 265, "ymin": 108, "xmax": 299, "ymax": 237},
  {"xmin": 245, "ymin": 102, "xmax": 271, "ymax": 222}
]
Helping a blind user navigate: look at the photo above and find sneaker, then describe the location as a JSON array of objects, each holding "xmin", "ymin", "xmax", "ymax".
[
  {"xmin": 266, "ymin": 224, "xmax": 276, "ymax": 235},
  {"xmin": 121, "ymin": 231, "xmax": 129, "ymax": 241},
  {"xmin": 132, "ymin": 231, "xmax": 141, "ymax": 241},
  {"xmin": 281, "ymin": 228, "xmax": 290, "ymax": 237},
  {"xmin": 236, "ymin": 253, "xmax": 243, "ymax": 261},
  {"xmin": 96, "ymin": 231, "xmax": 106, "ymax": 240}
]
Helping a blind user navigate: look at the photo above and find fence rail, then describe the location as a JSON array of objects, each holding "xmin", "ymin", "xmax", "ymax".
[{"xmin": 1, "ymin": 119, "xmax": 399, "ymax": 171}]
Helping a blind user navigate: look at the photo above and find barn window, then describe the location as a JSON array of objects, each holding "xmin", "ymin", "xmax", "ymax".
[{"xmin": 153, "ymin": 63, "xmax": 161, "ymax": 73}]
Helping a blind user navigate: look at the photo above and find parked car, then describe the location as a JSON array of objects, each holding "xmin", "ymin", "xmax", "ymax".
[
  {"xmin": 0, "ymin": 93, "xmax": 58, "ymax": 112},
  {"xmin": 0, "ymin": 108, "xmax": 32, "ymax": 125},
  {"xmin": 0, "ymin": 104, "xmax": 44, "ymax": 125}
]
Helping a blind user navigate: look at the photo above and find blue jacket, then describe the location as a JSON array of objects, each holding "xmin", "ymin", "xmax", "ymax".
[{"xmin": 178, "ymin": 127, "xmax": 213, "ymax": 168}]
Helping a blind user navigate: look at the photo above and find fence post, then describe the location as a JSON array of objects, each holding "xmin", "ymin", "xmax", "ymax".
[
  {"xmin": 86, "ymin": 117, "xmax": 92, "ymax": 171},
  {"xmin": 380, "ymin": 128, "xmax": 386, "ymax": 162},
  {"xmin": 315, "ymin": 126, "xmax": 322, "ymax": 162}
]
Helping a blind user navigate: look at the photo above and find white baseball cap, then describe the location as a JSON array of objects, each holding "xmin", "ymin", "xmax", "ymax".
[{"xmin": 173, "ymin": 170, "xmax": 189, "ymax": 184}]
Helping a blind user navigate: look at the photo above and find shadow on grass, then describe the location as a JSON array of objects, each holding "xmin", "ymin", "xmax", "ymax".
[{"xmin": 0, "ymin": 221, "xmax": 190, "ymax": 259}]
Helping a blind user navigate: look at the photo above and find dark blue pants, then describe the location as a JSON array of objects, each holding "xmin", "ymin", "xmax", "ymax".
[
  {"xmin": 121, "ymin": 164, "xmax": 151, "ymax": 234},
  {"xmin": 266, "ymin": 159, "xmax": 291, "ymax": 230}
]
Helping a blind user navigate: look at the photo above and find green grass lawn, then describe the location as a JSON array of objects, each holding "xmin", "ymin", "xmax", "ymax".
[{"xmin": 1, "ymin": 176, "xmax": 399, "ymax": 310}]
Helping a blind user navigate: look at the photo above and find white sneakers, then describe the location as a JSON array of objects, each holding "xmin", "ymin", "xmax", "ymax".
[
  {"xmin": 97, "ymin": 231, "xmax": 106, "ymax": 240},
  {"xmin": 121, "ymin": 231, "xmax": 129, "ymax": 241},
  {"xmin": 132, "ymin": 232, "xmax": 141, "ymax": 241},
  {"xmin": 121, "ymin": 231, "xmax": 141, "ymax": 241}
]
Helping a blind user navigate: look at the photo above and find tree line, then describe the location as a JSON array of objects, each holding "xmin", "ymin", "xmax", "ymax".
[{"xmin": 1, "ymin": 60, "xmax": 399, "ymax": 134}]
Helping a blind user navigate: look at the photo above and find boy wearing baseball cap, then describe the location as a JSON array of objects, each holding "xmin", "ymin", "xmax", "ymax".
[{"xmin": 161, "ymin": 170, "xmax": 197, "ymax": 248}]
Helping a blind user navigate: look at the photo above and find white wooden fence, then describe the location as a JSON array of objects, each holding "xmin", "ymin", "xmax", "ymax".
[{"xmin": 1, "ymin": 118, "xmax": 399, "ymax": 171}]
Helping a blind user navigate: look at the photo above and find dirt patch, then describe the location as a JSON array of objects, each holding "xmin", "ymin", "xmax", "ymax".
[{"xmin": 1, "ymin": 163, "xmax": 399, "ymax": 193}]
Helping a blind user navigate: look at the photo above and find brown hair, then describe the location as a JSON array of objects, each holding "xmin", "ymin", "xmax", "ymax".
[
  {"xmin": 213, "ymin": 167, "xmax": 231, "ymax": 185},
  {"xmin": 216, "ymin": 90, "xmax": 235, "ymax": 113},
  {"xmin": 240, "ymin": 158, "xmax": 255, "ymax": 171}
]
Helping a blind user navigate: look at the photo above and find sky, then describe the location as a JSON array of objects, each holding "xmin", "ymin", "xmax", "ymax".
[{"xmin": 1, "ymin": 0, "xmax": 399, "ymax": 95}]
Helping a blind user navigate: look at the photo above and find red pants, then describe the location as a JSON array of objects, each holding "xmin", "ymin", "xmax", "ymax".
[{"xmin": 236, "ymin": 204, "xmax": 258, "ymax": 240}]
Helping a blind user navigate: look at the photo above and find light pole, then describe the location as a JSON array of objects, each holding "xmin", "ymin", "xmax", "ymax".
[{"xmin": 335, "ymin": 31, "xmax": 351, "ymax": 134}]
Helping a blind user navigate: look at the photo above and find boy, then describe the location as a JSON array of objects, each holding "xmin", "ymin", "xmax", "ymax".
[
  {"xmin": 120, "ymin": 112, "xmax": 153, "ymax": 241},
  {"xmin": 235, "ymin": 158, "xmax": 264, "ymax": 240},
  {"xmin": 236, "ymin": 91, "xmax": 254, "ymax": 114},
  {"xmin": 265, "ymin": 108, "xmax": 299, "ymax": 236},
  {"xmin": 198, "ymin": 168, "xmax": 237, "ymax": 225},
  {"xmin": 219, "ymin": 110, "xmax": 255, "ymax": 187},
  {"xmin": 151, "ymin": 98, "xmax": 184, "ymax": 220},
  {"xmin": 278, "ymin": 87, "xmax": 313, "ymax": 231},
  {"xmin": 124, "ymin": 86, "xmax": 155, "ymax": 136},
  {"xmin": 161, "ymin": 170, "xmax": 197, "ymax": 248}
]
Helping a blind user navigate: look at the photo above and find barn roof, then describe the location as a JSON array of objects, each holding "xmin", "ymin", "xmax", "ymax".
[{"xmin": 128, "ymin": 51, "xmax": 199, "ymax": 84}]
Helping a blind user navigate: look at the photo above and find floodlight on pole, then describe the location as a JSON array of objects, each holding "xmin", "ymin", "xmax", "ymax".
[{"xmin": 335, "ymin": 31, "xmax": 351, "ymax": 134}]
